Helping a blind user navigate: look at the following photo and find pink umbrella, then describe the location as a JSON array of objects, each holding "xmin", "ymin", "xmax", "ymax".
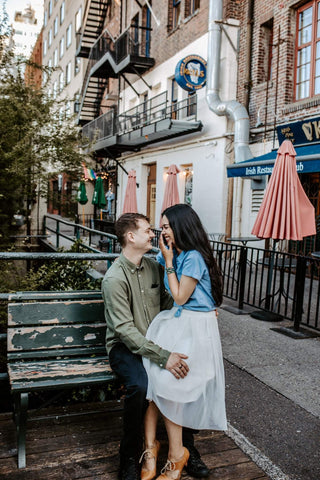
[
  {"xmin": 161, "ymin": 164, "xmax": 180, "ymax": 214},
  {"xmin": 252, "ymin": 140, "xmax": 316, "ymax": 241},
  {"xmin": 251, "ymin": 139, "xmax": 316, "ymax": 323},
  {"xmin": 122, "ymin": 170, "xmax": 138, "ymax": 213}
]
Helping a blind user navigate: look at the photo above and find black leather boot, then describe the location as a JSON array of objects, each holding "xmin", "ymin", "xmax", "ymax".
[{"xmin": 184, "ymin": 445, "xmax": 210, "ymax": 478}]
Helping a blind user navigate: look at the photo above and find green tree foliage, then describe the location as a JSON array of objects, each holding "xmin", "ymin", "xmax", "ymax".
[{"xmin": 0, "ymin": 5, "xmax": 85, "ymax": 247}]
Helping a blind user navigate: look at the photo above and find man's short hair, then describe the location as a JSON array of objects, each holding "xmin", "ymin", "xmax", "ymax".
[{"xmin": 115, "ymin": 213, "xmax": 150, "ymax": 247}]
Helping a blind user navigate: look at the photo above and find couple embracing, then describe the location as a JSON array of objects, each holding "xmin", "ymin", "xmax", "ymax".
[{"xmin": 102, "ymin": 204, "xmax": 227, "ymax": 480}]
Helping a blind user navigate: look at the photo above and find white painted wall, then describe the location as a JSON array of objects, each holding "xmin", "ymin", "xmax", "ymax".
[{"xmin": 117, "ymin": 23, "xmax": 239, "ymax": 234}]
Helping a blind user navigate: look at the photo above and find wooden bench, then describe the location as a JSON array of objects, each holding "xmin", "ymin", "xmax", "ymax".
[{"xmin": 7, "ymin": 291, "xmax": 116, "ymax": 469}]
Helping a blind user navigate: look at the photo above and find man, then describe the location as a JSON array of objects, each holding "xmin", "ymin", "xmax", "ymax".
[{"xmin": 102, "ymin": 213, "xmax": 210, "ymax": 480}]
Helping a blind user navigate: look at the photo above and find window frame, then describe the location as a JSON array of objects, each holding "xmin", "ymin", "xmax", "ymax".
[
  {"xmin": 66, "ymin": 23, "xmax": 72, "ymax": 48},
  {"xmin": 66, "ymin": 61, "xmax": 72, "ymax": 84},
  {"xmin": 173, "ymin": 0, "xmax": 181, "ymax": 29},
  {"xmin": 60, "ymin": 1, "xmax": 65, "ymax": 25},
  {"xmin": 54, "ymin": 16, "xmax": 58, "ymax": 37},
  {"xmin": 294, "ymin": 0, "xmax": 320, "ymax": 100},
  {"xmin": 59, "ymin": 36, "xmax": 65, "ymax": 58}
]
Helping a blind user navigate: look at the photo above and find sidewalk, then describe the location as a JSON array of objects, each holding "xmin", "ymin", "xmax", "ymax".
[{"xmin": 219, "ymin": 305, "xmax": 320, "ymax": 480}]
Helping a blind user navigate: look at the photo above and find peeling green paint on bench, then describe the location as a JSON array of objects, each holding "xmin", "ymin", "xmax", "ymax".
[{"xmin": 7, "ymin": 292, "xmax": 116, "ymax": 469}]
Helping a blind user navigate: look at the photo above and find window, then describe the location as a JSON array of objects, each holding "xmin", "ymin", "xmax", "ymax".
[
  {"xmin": 295, "ymin": 1, "xmax": 320, "ymax": 99},
  {"xmin": 75, "ymin": 7, "xmax": 82, "ymax": 32},
  {"xmin": 171, "ymin": 78, "xmax": 178, "ymax": 119},
  {"xmin": 48, "ymin": 0, "xmax": 52, "ymax": 18},
  {"xmin": 185, "ymin": 0, "xmax": 200, "ymax": 18},
  {"xmin": 48, "ymin": 28, "xmax": 52, "ymax": 47},
  {"xmin": 43, "ymin": 38, "xmax": 47, "ymax": 56},
  {"xmin": 44, "ymin": 10, "xmax": 48, "ymax": 27},
  {"xmin": 53, "ymin": 48, "xmax": 58, "ymax": 67},
  {"xmin": 59, "ymin": 36, "xmax": 64, "ymax": 58},
  {"xmin": 66, "ymin": 61, "xmax": 71, "ymax": 84},
  {"xmin": 59, "ymin": 71, "xmax": 64, "ymax": 92},
  {"xmin": 74, "ymin": 57, "xmax": 81, "ymax": 75},
  {"xmin": 48, "ymin": 58, "xmax": 52, "ymax": 69},
  {"xmin": 60, "ymin": 1, "xmax": 65, "ymax": 24},
  {"xmin": 54, "ymin": 16, "xmax": 58, "ymax": 36},
  {"xmin": 66, "ymin": 23, "xmax": 72, "ymax": 48},
  {"xmin": 173, "ymin": 0, "xmax": 181, "ymax": 29},
  {"xmin": 257, "ymin": 19, "xmax": 273, "ymax": 84},
  {"xmin": 53, "ymin": 80, "xmax": 58, "ymax": 99},
  {"xmin": 168, "ymin": 0, "xmax": 181, "ymax": 31}
]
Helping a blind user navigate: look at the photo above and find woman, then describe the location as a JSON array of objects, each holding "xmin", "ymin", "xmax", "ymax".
[{"xmin": 140, "ymin": 204, "xmax": 227, "ymax": 480}]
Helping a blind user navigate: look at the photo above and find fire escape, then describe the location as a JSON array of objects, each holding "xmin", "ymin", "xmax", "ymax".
[{"xmin": 76, "ymin": 1, "xmax": 202, "ymax": 157}]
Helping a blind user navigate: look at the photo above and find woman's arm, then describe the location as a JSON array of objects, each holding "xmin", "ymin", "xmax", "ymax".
[{"xmin": 159, "ymin": 234, "xmax": 197, "ymax": 305}]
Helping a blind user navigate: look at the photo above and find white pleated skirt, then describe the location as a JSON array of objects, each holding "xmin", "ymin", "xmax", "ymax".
[{"xmin": 143, "ymin": 307, "xmax": 227, "ymax": 430}]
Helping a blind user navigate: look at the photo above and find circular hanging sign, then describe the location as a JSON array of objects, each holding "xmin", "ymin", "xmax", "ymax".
[{"xmin": 175, "ymin": 55, "xmax": 207, "ymax": 92}]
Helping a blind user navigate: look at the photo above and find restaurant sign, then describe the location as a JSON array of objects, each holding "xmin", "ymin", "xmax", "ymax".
[
  {"xmin": 175, "ymin": 55, "xmax": 207, "ymax": 92},
  {"xmin": 277, "ymin": 116, "xmax": 320, "ymax": 146}
]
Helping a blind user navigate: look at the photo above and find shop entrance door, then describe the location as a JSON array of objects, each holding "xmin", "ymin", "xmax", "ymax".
[{"xmin": 147, "ymin": 163, "xmax": 156, "ymax": 227}]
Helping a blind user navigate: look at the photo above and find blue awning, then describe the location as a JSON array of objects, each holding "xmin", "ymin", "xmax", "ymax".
[{"xmin": 226, "ymin": 143, "xmax": 320, "ymax": 178}]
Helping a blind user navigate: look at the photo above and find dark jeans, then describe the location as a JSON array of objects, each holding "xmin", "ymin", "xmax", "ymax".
[
  {"xmin": 109, "ymin": 343, "xmax": 148, "ymax": 461},
  {"xmin": 109, "ymin": 343, "xmax": 196, "ymax": 462}
]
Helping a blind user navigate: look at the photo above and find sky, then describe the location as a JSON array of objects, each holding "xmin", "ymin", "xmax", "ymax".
[{"xmin": 1, "ymin": 0, "xmax": 43, "ymax": 25}]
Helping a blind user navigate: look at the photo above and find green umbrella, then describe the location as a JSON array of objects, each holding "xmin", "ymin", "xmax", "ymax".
[
  {"xmin": 77, "ymin": 180, "xmax": 88, "ymax": 226},
  {"xmin": 77, "ymin": 180, "xmax": 88, "ymax": 205},
  {"xmin": 92, "ymin": 176, "xmax": 106, "ymax": 219}
]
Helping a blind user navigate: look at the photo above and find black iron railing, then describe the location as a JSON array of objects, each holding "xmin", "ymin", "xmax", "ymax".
[
  {"xmin": 210, "ymin": 241, "xmax": 320, "ymax": 333},
  {"xmin": 82, "ymin": 91, "xmax": 198, "ymax": 145}
]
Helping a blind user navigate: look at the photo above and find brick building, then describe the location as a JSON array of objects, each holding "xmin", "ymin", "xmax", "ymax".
[
  {"xmin": 77, "ymin": 0, "xmax": 242, "ymax": 233},
  {"xmin": 230, "ymin": 0, "xmax": 320, "ymax": 244},
  {"xmin": 25, "ymin": 31, "xmax": 43, "ymax": 89}
]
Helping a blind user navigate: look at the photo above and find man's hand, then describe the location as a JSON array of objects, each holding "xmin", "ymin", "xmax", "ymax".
[{"xmin": 166, "ymin": 352, "xmax": 189, "ymax": 379}]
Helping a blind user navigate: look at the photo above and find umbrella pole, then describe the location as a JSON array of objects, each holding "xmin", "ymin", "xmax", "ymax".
[
  {"xmin": 265, "ymin": 240, "xmax": 277, "ymax": 310},
  {"xmin": 100, "ymin": 209, "xmax": 103, "ymax": 220},
  {"xmin": 251, "ymin": 239, "xmax": 282, "ymax": 322}
]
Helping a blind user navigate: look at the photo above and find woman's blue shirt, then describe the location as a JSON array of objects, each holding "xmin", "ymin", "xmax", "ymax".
[{"xmin": 156, "ymin": 249, "xmax": 216, "ymax": 315}]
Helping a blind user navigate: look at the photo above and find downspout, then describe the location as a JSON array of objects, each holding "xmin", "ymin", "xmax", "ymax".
[
  {"xmin": 206, "ymin": 0, "xmax": 252, "ymax": 163},
  {"xmin": 206, "ymin": 0, "xmax": 253, "ymax": 237}
]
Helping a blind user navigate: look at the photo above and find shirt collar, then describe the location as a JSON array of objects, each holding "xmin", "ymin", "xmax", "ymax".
[
  {"xmin": 119, "ymin": 252, "xmax": 145, "ymax": 274},
  {"xmin": 175, "ymin": 250, "xmax": 187, "ymax": 268}
]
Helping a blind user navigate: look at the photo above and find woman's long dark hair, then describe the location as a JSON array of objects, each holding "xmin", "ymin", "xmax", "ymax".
[{"xmin": 162, "ymin": 204, "xmax": 223, "ymax": 306}]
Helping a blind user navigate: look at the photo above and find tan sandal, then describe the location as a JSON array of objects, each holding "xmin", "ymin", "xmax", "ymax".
[
  {"xmin": 156, "ymin": 447, "xmax": 189, "ymax": 480},
  {"xmin": 140, "ymin": 440, "xmax": 161, "ymax": 480}
]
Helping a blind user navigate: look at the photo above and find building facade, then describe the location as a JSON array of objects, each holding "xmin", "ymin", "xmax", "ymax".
[
  {"xmin": 42, "ymin": 0, "xmax": 89, "ymax": 219},
  {"xmin": 76, "ymin": 0, "xmax": 242, "ymax": 234},
  {"xmin": 231, "ymin": 0, "xmax": 320, "ymax": 248}
]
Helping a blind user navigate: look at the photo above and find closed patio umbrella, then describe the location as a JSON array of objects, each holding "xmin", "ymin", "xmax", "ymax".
[
  {"xmin": 122, "ymin": 170, "xmax": 138, "ymax": 214},
  {"xmin": 160, "ymin": 164, "xmax": 180, "ymax": 223},
  {"xmin": 251, "ymin": 139, "xmax": 316, "ymax": 324},
  {"xmin": 92, "ymin": 176, "xmax": 106, "ymax": 220},
  {"xmin": 77, "ymin": 180, "xmax": 88, "ymax": 226},
  {"xmin": 252, "ymin": 140, "xmax": 316, "ymax": 241}
]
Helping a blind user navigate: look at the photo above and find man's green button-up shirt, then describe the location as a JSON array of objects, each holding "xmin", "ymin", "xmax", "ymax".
[{"xmin": 102, "ymin": 253, "xmax": 173, "ymax": 368}]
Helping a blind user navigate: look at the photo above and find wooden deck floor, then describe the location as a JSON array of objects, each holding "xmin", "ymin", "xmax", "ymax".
[{"xmin": 0, "ymin": 400, "xmax": 270, "ymax": 480}]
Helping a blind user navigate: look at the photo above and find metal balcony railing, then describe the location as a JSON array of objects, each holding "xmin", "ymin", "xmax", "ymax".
[{"xmin": 82, "ymin": 92, "xmax": 198, "ymax": 145}]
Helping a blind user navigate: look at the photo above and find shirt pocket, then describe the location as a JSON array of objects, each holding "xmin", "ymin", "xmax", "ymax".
[{"xmin": 146, "ymin": 285, "xmax": 161, "ymax": 307}]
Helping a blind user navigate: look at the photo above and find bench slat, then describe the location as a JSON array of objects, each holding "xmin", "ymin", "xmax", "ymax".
[
  {"xmin": 7, "ymin": 345, "xmax": 107, "ymax": 360},
  {"xmin": 6, "ymin": 290, "xmax": 103, "ymax": 301},
  {"xmin": 8, "ymin": 301, "xmax": 104, "ymax": 326},
  {"xmin": 8, "ymin": 357, "xmax": 115, "ymax": 392},
  {"xmin": 8, "ymin": 324, "xmax": 106, "ymax": 352}
]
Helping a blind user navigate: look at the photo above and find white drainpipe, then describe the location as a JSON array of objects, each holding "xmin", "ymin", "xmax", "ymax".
[
  {"xmin": 206, "ymin": 0, "xmax": 253, "ymax": 164},
  {"xmin": 206, "ymin": 0, "xmax": 253, "ymax": 236}
]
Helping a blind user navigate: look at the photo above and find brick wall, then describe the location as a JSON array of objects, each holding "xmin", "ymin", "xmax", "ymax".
[{"xmin": 237, "ymin": 0, "xmax": 320, "ymax": 143}]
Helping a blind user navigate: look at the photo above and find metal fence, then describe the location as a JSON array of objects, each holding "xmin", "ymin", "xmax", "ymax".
[{"xmin": 210, "ymin": 241, "xmax": 320, "ymax": 333}]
